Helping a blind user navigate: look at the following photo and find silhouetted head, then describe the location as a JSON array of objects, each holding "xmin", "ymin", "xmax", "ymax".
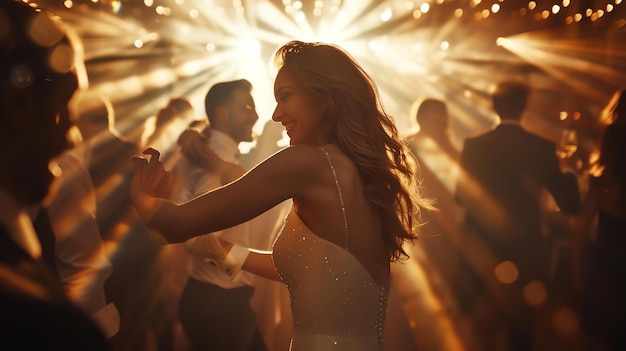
[
  {"xmin": 1, "ymin": 0, "xmax": 86, "ymax": 205},
  {"xmin": 156, "ymin": 97, "xmax": 194, "ymax": 128},
  {"xmin": 415, "ymin": 97, "xmax": 448, "ymax": 135},
  {"xmin": 492, "ymin": 81, "xmax": 529, "ymax": 121}
]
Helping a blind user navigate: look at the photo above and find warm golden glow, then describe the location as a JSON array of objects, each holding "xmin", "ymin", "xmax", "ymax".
[
  {"xmin": 21, "ymin": 1, "xmax": 626, "ymax": 348},
  {"xmin": 494, "ymin": 260, "xmax": 518, "ymax": 284}
]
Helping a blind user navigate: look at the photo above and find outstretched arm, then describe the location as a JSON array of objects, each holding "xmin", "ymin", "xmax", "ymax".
[
  {"xmin": 243, "ymin": 251, "xmax": 281, "ymax": 281},
  {"xmin": 131, "ymin": 145, "xmax": 320, "ymax": 243}
]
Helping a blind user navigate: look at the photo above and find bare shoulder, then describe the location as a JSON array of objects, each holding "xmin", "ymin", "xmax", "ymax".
[
  {"xmin": 262, "ymin": 145, "xmax": 329, "ymax": 170},
  {"xmin": 273, "ymin": 144, "xmax": 326, "ymax": 158},
  {"xmin": 244, "ymin": 145, "xmax": 331, "ymax": 187}
]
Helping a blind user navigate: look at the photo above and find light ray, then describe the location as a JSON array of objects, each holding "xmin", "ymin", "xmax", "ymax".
[
  {"xmin": 26, "ymin": 1, "xmax": 626, "ymax": 349},
  {"xmin": 499, "ymin": 28, "xmax": 626, "ymax": 103}
]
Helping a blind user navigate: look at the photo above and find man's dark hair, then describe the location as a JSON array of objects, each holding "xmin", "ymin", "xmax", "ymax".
[
  {"xmin": 204, "ymin": 79, "xmax": 252, "ymax": 124},
  {"xmin": 168, "ymin": 97, "xmax": 193, "ymax": 115},
  {"xmin": 492, "ymin": 81, "xmax": 529, "ymax": 121}
]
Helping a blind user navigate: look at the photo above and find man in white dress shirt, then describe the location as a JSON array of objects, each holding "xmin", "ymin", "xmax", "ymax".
[
  {"xmin": 169, "ymin": 79, "xmax": 267, "ymax": 351},
  {"xmin": 32, "ymin": 132, "xmax": 121, "ymax": 340}
]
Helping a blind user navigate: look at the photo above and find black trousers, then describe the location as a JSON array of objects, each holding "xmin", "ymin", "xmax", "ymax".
[{"xmin": 178, "ymin": 277, "xmax": 268, "ymax": 351}]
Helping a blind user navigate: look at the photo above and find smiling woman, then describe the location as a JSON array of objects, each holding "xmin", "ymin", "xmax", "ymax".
[
  {"xmin": 130, "ymin": 40, "xmax": 432, "ymax": 351},
  {"xmin": 271, "ymin": 65, "xmax": 330, "ymax": 146},
  {"xmin": 15, "ymin": 0, "xmax": 626, "ymax": 349}
]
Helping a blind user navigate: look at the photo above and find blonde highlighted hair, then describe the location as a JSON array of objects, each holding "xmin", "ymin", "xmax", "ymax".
[{"xmin": 274, "ymin": 41, "xmax": 432, "ymax": 261}]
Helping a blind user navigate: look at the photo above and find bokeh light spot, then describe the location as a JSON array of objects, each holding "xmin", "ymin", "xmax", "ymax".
[
  {"xmin": 523, "ymin": 280, "xmax": 547, "ymax": 307},
  {"xmin": 494, "ymin": 260, "xmax": 518, "ymax": 284},
  {"xmin": 553, "ymin": 307, "xmax": 580, "ymax": 335}
]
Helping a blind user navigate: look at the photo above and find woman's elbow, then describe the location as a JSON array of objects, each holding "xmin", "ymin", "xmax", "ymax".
[{"xmin": 146, "ymin": 206, "xmax": 192, "ymax": 243}]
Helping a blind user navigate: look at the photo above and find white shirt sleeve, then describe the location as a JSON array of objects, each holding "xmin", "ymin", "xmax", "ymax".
[
  {"xmin": 221, "ymin": 245, "xmax": 250, "ymax": 280},
  {"xmin": 46, "ymin": 152, "xmax": 120, "ymax": 339},
  {"xmin": 171, "ymin": 134, "xmax": 253, "ymax": 284}
]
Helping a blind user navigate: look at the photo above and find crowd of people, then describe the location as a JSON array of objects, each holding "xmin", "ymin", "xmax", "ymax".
[{"xmin": 1, "ymin": 1, "xmax": 624, "ymax": 350}]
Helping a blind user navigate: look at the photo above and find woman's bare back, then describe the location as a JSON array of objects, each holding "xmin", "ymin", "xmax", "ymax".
[{"xmin": 293, "ymin": 145, "xmax": 389, "ymax": 287}]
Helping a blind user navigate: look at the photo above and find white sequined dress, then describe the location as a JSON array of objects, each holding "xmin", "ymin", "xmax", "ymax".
[{"xmin": 272, "ymin": 147, "xmax": 388, "ymax": 351}]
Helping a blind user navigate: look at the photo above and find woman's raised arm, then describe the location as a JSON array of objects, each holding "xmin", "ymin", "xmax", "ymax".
[{"xmin": 131, "ymin": 145, "xmax": 322, "ymax": 243}]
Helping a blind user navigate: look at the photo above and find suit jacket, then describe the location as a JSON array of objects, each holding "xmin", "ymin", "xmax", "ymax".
[{"xmin": 456, "ymin": 122, "xmax": 580, "ymax": 276}]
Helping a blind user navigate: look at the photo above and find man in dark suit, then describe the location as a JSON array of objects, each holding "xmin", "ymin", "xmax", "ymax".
[{"xmin": 454, "ymin": 81, "xmax": 581, "ymax": 351}]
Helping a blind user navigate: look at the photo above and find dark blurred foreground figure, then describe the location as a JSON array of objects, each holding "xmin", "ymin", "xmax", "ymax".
[
  {"xmin": 0, "ymin": 1, "xmax": 108, "ymax": 349},
  {"xmin": 455, "ymin": 81, "xmax": 581, "ymax": 350},
  {"xmin": 571, "ymin": 89, "xmax": 626, "ymax": 351}
]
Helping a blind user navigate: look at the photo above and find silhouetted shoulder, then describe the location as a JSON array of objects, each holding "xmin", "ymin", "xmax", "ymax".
[{"xmin": 522, "ymin": 129, "xmax": 555, "ymax": 147}]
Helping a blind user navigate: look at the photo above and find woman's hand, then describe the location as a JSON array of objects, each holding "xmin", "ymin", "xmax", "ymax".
[
  {"xmin": 131, "ymin": 148, "xmax": 171, "ymax": 200},
  {"xmin": 130, "ymin": 148, "xmax": 171, "ymax": 231},
  {"xmin": 130, "ymin": 148, "xmax": 177, "ymax": 240}
]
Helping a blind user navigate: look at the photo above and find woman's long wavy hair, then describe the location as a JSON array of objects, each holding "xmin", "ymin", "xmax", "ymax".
[{"xmin": 274, "ymin": 40, "xmax": 432, "ymax": 261}]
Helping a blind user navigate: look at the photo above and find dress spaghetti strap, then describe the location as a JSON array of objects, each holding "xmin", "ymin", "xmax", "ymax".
[{"xmin": 318, "ymin": 146, "xmax": 349, "ymax": 251}]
